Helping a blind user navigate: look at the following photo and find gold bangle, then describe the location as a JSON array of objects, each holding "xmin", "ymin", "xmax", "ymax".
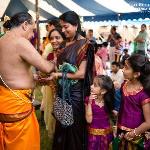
[
  {"xmin": 126, "ymin": 132, "xmax": 133, "ymax": 141},
  {"xmin": 133, "ymin": 128, "xmax": 140, "ymax": 137},
  {"xmin": 87, "ymin": 114, "xmax": 92, "ymax": 116}
]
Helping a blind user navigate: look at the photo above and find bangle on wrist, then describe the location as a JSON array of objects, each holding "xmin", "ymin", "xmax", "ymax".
[
  {"xmin": 87, "ymin": 113, "xmax": 92, "ymax": 116},
  {"xmin": 133, "ymin": 128, "xmax": 140, "ymax": 137}
]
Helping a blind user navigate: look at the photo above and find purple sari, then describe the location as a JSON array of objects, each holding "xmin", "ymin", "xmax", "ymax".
[
  {"xmin": 88, "ymin": 100, "xmax": 113, "ymax": 150},
  {"xmin": 118, "ymin": 81, "xmax": 150, "ymax": 150}
]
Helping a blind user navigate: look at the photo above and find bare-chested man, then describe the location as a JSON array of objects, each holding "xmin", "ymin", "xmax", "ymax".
[{"xmin": 0, "ymin": 12, "xmax": 54, "ymax": 150}]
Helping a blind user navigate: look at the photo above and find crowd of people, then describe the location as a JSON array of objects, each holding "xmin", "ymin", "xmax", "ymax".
[{"xmin": 0, "ymin": 11, "xmax": 150, "ymax": 150}]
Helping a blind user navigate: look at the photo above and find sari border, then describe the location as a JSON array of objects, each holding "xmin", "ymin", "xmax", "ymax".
[
  {"xmin": 141, "ymin": 98, "xmax": 150, "ymax": 106},
  {"xmin": 122, "ymin": 81, "xmax": 143, "ymax": 96},
  {"xmin": 118, "ymin": 124, "xmax": 133, "ymax": 132},
  {"xmin": 88, "ymin": 127, "xmax": 113, "ymax": 136},
  {"xmin": 77, "ymin": 40, "xmax": 89, "ymax": 66},
  {"xmin": 0, "ymin": 106, "xmax": 33, "ymax": 123}
]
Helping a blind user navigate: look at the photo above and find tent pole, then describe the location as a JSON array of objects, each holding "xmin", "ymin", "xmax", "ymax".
[{"xmin": 35, "ymin": 0, "xmax": 40, "ymax": 52}]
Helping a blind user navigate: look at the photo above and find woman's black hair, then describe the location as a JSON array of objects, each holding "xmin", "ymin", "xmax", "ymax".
[
  {"xmin": 95, "ymin": 75, "xmax": 115, "ymax": 115},
  {"xmin": 128, "ymin": 54, "xmax": 150, "ymax": 92},
  {"xmin": 48, "ymin": 28, "xmax": 66, "ymax": 41},
  {"xmin": 3, "ymin": 12, "xmax": 33, "ymax": 29},
  {"xmin": 59, "ymin": 11, "xmax": 81, "ymax": 40}
]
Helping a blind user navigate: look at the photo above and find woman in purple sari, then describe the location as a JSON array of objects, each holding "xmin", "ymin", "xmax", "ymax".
[
  {"xmin": 85, "ymin": 75, "xmax": 115, "ymax": 150},
  {"xmin": 117, "ymin": 54, "xmax": 150, "ymax": 150}
]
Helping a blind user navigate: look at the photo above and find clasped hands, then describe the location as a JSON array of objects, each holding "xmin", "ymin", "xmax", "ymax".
[
  {"xmin": 119, "ymin": 129, "xmax": 138, "ymax": 141},
  {"xmin": 124, "ymin": 131, "xmax": 135, "ymax": 141}
]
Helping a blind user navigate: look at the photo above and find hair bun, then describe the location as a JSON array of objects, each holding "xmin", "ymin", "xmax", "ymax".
[{"xmin": 3, "ymin": 20, "xmax": 12, "ymax": 29}]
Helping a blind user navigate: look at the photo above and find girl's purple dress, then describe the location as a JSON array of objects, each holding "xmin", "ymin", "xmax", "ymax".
[
  {"xmin": 118, "ymin": 81, "xmax": 150, "ymax": 149},
  {"xmin": 88, "ymin": 100, "xmax": 113, "ymax": 150}
]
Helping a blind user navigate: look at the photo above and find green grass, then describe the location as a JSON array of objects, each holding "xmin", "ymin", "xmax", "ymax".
[{"xmin": 34, "ymin": 86, "xmax": 53, "ymax": 150}]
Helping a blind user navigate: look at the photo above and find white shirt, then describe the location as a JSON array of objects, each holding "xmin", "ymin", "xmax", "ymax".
[{"xmin": 111, "ymin": 69, "xmax": 124, "ymax": 87}]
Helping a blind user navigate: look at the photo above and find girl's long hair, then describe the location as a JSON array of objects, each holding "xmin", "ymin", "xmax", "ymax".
[
  {"xmin": 95, "ymin": 75, "xmax": 115, "ymax": 115},
  {"xmin": 128, "ymin": 54, "xmax": 150, "ymax": 93}
]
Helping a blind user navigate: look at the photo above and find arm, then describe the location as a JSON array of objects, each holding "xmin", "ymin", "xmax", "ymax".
[
  {"xmin": 124, "ymin": 102, "xmax": 150, "ymax": 139},
  {"xmin": 18, "ymin": 38, "xmax": 55, "ymax": 73},
  {"xmin": 133, "ymin": 102, "xmax": 150, "ymax": 135},
  {"xmin": 107, "ymin": 34, "xmax": 112, "ymax": 42},
  {"xmin": 50, "ymin": 60, "xmax": 87, "ymax": 80},
  {"xmin": 135, "ymin": 33, "xmax": 148, "ymax": 43},
  {"xmin": 85, "ymin": 98, "xmax": 93, "ymax": 123},
  {"xmin": 135, "ymin": 37, "xmax": 145, "ymax": 43}
]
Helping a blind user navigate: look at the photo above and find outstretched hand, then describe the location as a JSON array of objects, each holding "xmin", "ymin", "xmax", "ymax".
[{"xmin": 34, "ymin": 73, "xmax": 53, "ymax": 85}]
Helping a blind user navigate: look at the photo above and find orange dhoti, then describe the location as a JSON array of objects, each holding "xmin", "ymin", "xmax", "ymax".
[{"xmin": 0, "ymin": 86, "xmax": 40, "ymax": 150}]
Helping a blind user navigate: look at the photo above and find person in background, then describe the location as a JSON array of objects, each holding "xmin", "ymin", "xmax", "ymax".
[
  {"xmin": 111, "ymin": 61, "xmax": 124, "ymax": 87},
  {"xmin": 107, "ymin": 26, "xmax": 120, "ymax": 63},
  {"xmin": 95, "ymin": 52, "xmax": 104, "ymax": 75},
  {"xmin": 43, "ymin": 19, "xmax": 61, "ymax": 50},
  {"xmin": 85, "ymin": 75, "xmax": 114, "ymax": 150},
  {"xmin": 110, "ymin": 62, "xmax": 124, "ymax": 117},
  {"xmin": 94, "ymin": 43, "xmax": 103, "ymax": 75},
  {"xmin": 86, "ymin": 29, "xmax": 97, "ymax": 47},
  {"xmin": 87, "ymin": 29, "xmax": 96, "ymax": 41},
  {"xmin": 121, "ymin": 49, "xmax": 130, "ymax": 67},
  {"xmin": 134, "ymin": 24, "xmax": 148, "ymax": 55},
  {"xmin": 96, "ymin": 42, "xmax": 108, "ymax": 69},
  {"xmin": 114, "ymin": 34, "xmax": 123, "ymax": 62}
]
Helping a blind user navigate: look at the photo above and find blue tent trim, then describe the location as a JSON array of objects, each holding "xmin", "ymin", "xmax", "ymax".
[
  {"xmin": 84, "ymin": 14, "xmax": 118, "ymax": 22},
  {"xmin": 125, "ymin": 0, "xmax": 150, "ymax": 5},
  {"xmin": 84, "ymin": 11, "xmax": 150, "ymax": 21},
  {"xmin": 119, "ymin": 11, "xmax": 150, "ymax": 20}
]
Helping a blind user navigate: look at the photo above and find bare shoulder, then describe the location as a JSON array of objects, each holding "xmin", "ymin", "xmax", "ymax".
[
  {"xmin": 16, "ymin": 37, "xmax": 34, "ymax": 51},
  {"xmin": 16, "ymin": 37, "xmax": 38, "ymax": 57}
]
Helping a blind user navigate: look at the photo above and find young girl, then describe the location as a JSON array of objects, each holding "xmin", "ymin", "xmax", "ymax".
[
  {"xmin": 117, "ymin": 54, "xmax": 150, "ymax": 149},
  {"xmin": 85, "ymin": 75, "xmax": 115, "ymax": 150}
]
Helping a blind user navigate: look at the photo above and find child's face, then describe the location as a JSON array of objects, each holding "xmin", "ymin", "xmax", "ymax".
[
  {"xmin": 123, "ymin": 60, "xmax": 134, "ymax": 80},
  {"xmin": 91, "ymin": 78, "xmax": 102, "ymax": 95},
  {"xmin": 111, "ymin": 65, "xmax": 119, "ymax": 73}
]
